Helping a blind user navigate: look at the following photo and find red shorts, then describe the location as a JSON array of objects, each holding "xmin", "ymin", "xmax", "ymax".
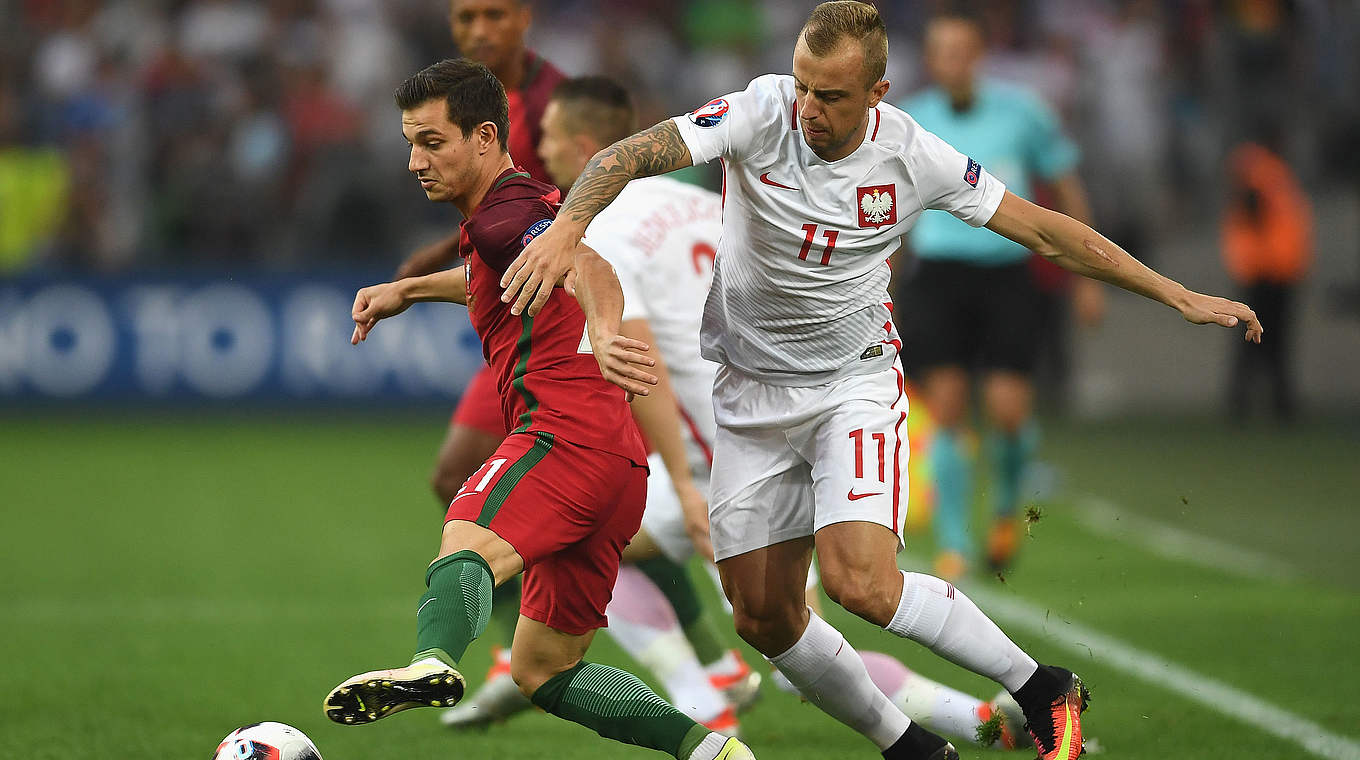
[
  {"xmin": 445, "ymin": 431, "xmax": 647, "ymax": 635},
  {"xmin": 450, "ymin": 365, "xmax": 506, "ymax": 437}
]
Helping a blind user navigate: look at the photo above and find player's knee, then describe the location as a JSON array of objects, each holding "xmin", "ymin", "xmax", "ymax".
[
  {"xmin": 430, "ymin": 466, "xmax": 460, "ymax": 505},
  {"xmin": 509, "ymin": 656, "xmax": 577, "ymax": 700},
  {"xmin": 731, "ymin": 604, "xmax": 802, "ymax": 655},
  {"xmin": 821, "ymin": 567, "xmax": 896, "ymax": 626},
  {"xmin": 431, "ymin": 452, "xmax": 481, "ymax": 505},
  {"xmin": 993, "ymin": 404, "xmax": 1032, "ymax": 435}
]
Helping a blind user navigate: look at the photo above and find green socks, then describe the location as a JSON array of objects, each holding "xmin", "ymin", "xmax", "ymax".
[
  {"xmin": 989, "ymin": 422, "xmax": 1038, "ymax": 518},
  {"xmin": 488, "ymin": 575, "xmax": 523, "ymax": 646},
  {"xmin": 530, "ymin": 661, "xmax": 708, "ymax": 758},
  {"xmin": 931, "ymin": 428, "xmax": 974, "ymax": 554},
  {"xmin": 413, "ymin": 550, "xmax": 493, "ymax": 666},
  {"xmin": 635, "ymin": 556, "xmax": 726, "ymax": 665}
]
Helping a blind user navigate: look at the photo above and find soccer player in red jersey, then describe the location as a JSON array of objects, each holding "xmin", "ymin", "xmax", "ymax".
[
  {"xmin": 391, "ymin": 1, "xmax": 570, "ymax": 680},
  {"xmin": 322, "ymin": 59, "xmax": 752, "ymax": 760},
  {"xmin": 396, "ymin": 0, "xmax": 568, "ymax": 514}
]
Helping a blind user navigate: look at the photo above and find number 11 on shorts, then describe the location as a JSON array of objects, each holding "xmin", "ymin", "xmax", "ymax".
[
  {"xmin": 849, "ymin": 428, "xmax": 887, "ymax": 482},
  {"xmin": 453, "ymin": 458, "xmax": 507, "ymax": 503}
]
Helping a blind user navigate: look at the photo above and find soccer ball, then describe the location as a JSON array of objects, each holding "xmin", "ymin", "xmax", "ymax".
[{"xmin": 213, "ymin": 722, "xmax": 323, "ymax": 760}]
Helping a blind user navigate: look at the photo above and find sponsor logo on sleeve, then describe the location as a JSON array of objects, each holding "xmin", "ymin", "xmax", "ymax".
[
  {"xmin": 964, "ymin": 157, "xmax": 982, "ymax": 188},
  {"xmin": 857, "ymin": 184, "xmax": 897, "ymax": 229},
  {"xmin": 520, "ymin": 218, "xmax": 553, "ymax": 247},
  {"xmin": 688, "ymin": 98, "xmax": 729, "ymax": 128}
]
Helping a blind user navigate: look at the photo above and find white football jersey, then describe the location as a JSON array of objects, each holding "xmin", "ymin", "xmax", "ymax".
[
  {"xmin": 673, "ymin": 74, "xmax": 1007, "ymax": 386},
  {"xmin": 585, "ymin": 175, "xmax": 723, "ymax": 472}
]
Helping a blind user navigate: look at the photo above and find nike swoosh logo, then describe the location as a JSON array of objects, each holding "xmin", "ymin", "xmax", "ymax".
[
  {"xmin": 759, "ymin": 172, "xmax": 798, "ymax": 190},
  {"xmin": 847, "ymin": 489, "xmax": 883, "ymax": 501},
  {"xmin": 417, "ymin": 597, "xmax": 437, "ymax": 616}
]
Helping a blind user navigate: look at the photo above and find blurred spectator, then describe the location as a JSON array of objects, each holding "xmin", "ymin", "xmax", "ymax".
[
  {"xmin": 0, "ymin": 79, "xmax": 69, "ymax": 271},
  {"xmin": 0, "ymin": 0, "xmax": 1354, "ymax": 273},
  {"xmin": 1077, "ymin": 0, "xmax": 1168, "ymax": 260},
  {"xmin": 1220, "ymin": 139, "xmax": 1312, "ymax": 421}
]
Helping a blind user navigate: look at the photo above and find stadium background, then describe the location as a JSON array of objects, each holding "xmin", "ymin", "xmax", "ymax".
[{"xmin": 2, "ymin": 1, "xmax": 1357, "ymax": 759}]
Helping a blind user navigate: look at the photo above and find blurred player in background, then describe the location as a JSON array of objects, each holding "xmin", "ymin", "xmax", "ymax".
[
  {"xmin": 501, "ymin": 2, "xmax": 1261, "ymax": 759},
  {"xmin": 443, "ymin": 74, "xmax": 1034, "ymax": 751},
  {"xmin": 897, "ymin": 11, "xmax": 1104, "ymax": 580},
  {"xmin": 326, "ymin": 58, "xmax": 752, "ymax": 760}
]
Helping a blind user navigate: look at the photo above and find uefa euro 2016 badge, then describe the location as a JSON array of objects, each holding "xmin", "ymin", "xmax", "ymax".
[
  {"xmin": 688, "ymin": 98, "xmax": 729, "ymax": 128},
  {"xmin": 521, "ymin": 218, "xmax": 553, "ymax": 247},
  {"xmin": 964, "ymin": 157, "xmax": 982, "ymax": 188},
  {"xmin": 857, "ymin": 184, "xmax": 897, "ymax": 229}
]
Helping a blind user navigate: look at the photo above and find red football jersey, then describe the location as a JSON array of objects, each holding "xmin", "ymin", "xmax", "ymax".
[
  {"xmin": 506, "ymin": 50, "xmax": 565, "ymax": 188},
  {"xmin": 460, "ymin": 168, "xmax": 646, "ymax": 466}
]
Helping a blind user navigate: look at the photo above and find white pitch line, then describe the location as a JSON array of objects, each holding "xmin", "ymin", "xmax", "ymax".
[
  {"xmin": 1074, "ymin": 496, "xmax": 1300, "ymax": 582},
  {"xmin": 940, "ymin": 574, "xmax": 1360, "ymax": 760}
]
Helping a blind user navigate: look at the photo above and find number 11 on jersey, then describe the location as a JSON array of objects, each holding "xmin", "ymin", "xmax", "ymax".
[
  {"xmin": 798, "ymin": 223, "xmax": 839, "ymax": 265},
  {"xmin": 849, "ymin": 427, "xmax": 887, "ymax": 482}
]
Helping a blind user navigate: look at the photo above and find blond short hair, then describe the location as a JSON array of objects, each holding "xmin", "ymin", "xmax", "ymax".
[{"xmin": 799, "ymin": 1, "xmax": 888, "ymax": 88}]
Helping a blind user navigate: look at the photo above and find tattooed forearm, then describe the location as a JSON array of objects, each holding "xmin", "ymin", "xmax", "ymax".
[{"xmin": 560, "ymin": 119, "xmax": 694, "ymax": 226}]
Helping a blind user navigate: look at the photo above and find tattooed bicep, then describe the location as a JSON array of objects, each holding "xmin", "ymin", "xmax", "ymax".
[
  {"xmin": 611, "ymin": 120, "xmax": 693, "ymax": 177},
  {"xmin": 559, "ymin": 120, "xmax": 695, "ymax": 225}
]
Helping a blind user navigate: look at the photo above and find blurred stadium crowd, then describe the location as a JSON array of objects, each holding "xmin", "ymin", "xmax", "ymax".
[{"xmin": 1, "ymin": 0, "xmax": 1357, "ymax": 273}]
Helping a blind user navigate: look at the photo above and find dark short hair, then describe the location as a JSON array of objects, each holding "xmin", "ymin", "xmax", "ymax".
[
  {"xmin": 548, "ymin": 76, "xmax": 636, "ymax": 146},
  {"xmin": 800, "ymin": 1, "xmax": 888, "ymax": 88},
  {"xmin": 394, "ymin": 58, "xmax": 509, "ymax": 150},
  {"xmin": 928, "ymin": 4, "xmax": 987, "ymax": 39}
]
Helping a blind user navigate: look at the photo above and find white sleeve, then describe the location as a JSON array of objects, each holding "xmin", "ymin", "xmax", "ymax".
[
  {"xmin": 909, "ymin": 127, "xmax": 1007, "ymax": 227},
  {"xmin": 672, "ymin": 75, "xmax": 787, "ymax": 166},
  {"xmin": 583, "ymin": 227, "xmax": 650, "ymax": 322}
]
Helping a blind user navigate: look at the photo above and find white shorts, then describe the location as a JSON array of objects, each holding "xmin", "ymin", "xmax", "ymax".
[
  {"xmin": 639, "ymin": 453, "xmax": 712, "ymax": 563},
  {"xmin": 707, "ymin": 362, "xmax": 910, "ymax": 562}
]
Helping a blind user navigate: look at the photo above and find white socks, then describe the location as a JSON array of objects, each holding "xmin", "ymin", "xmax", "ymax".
[
  {"xmin": 886, "ymin": 570, "xmax": 1038, "ymax": 693},
  {"xmin": 767, "ymin": 611, "xmax": 911, "ymax": 750},
  {"xmin": 891, "ymin": 666, "xmax": 991, "ymax": 744},
  {"xmin": 605, "ymin": 566, "xmax": 729, "ymax": 723}
]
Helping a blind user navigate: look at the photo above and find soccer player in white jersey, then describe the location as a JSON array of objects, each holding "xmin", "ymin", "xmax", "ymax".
[{"xmin": 499, "ymin": 4, "xmax": 1263, "ymax": 759}]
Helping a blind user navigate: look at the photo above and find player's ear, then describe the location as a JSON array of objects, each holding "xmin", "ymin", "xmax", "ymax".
[
  {"xmin": 476, "ymin": 121, "xmax": 498, "ymax": 154},
  {"xmin": 868, "ymin": 78, "xmax": 890, "ymax": 108},
  {"xmin": 572, "ymin": 134, "xmax": 598, "ymax": 164}
]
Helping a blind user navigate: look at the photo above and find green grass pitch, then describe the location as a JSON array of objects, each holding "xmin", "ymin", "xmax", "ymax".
[{"xmin": 2, "ymin": 413, "xmax": 1356, "ymax": 759}]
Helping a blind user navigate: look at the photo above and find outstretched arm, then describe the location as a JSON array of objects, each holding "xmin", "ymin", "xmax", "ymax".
[
  {"xmin": 985, "ymin": 191, "xmax": 1263, "ymax": 342},
  {"xmin": 1046, "ymin": 172, "xmax": 1106, "ymax": 326},
  {"xmin": 500, "ymin": 120, "xmax": 695, "ymax": 316},
  {"xmin": 350, "ymin": 268, "xmax": 468, "ymax": 344},
  {"xmin": 570, "ymin": 245, "xmax": 660, "ymax": 398}
]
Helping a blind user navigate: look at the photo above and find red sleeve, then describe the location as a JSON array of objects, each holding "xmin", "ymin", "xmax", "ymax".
[{"xmin": 465, "ymin": 198, "xmax": 558, "ymax": 273}]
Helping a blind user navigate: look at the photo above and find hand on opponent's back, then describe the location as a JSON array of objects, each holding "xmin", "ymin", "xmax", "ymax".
[
  {"xmin": 501, "ymin": 223, "xmax": 577, "ymax": 317},
  {"xmin": 590, "ymin": 333, "xmax": 658, "ymax": 402}
]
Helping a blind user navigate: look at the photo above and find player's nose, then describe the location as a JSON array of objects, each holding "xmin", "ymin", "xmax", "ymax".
[
  {"xmin": 798, "ymin": 99, "xmax": 821, "ymax": 123},
  {"xmin": 408, "ymin": 146, "xmax": 428, "ymax": 173}
]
